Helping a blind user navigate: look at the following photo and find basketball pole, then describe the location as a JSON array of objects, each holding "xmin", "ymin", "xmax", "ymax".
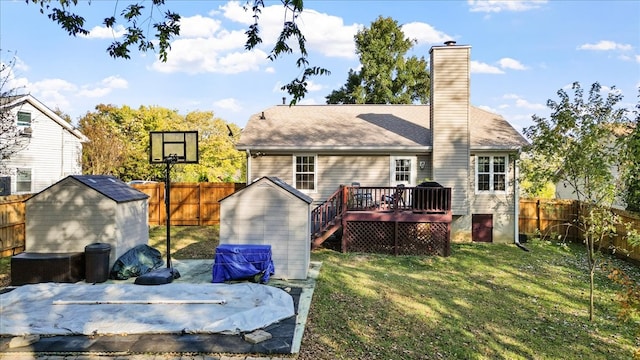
[{"xmin": 164, "ymin": 154, "xmax": 177, "ymax": 271}]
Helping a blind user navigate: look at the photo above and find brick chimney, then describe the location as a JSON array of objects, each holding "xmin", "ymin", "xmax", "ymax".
[{"xmin": 429, "ymin": 41, "xmax": 471, "ymax": 215}]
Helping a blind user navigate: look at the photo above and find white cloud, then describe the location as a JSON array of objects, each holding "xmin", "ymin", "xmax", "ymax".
[
  {"xmin": 213, "ymin": 98, "xmax": 242, "ymax": 112},
  {"xmin": 471, "ymin": 60, "xmax": 504, "ymax": 74},
  {"xmin": 477, "ymin": 104, "xmax": 498, "ymax": 113},
  {"xmin": 101, "ymin": 76, "xmax": 128, "ymax": 89},
  {"xmin": 498, "ymin": 57, "xmax": 528, "ymax": 70},
  {"xmin": 179, "ymin": 15, "xmax": 223, "ymax": 38},
  {"xmin": 305, "ymin": 80, "xmax": 324, "ymax": 92},
  {"xmin": 150, "ymin": 2, "xmax": 362, "ymax": 75},
  {"xmin": 503, "ymin": 93, "xmax": 545, "ymax": 110},
  {"xmin": 468, "ymin": 0, "xmax": 547, "ymax": 13},
  {"xmin": 298, "ymin": 9, "xmax": 361, "ymax": 59},
  {"xmin": 402, "ymin": 22, "xmax": 453, "ymax": 46},
  {"xmin": 577, "ymin": 40, "xmax": 633, "ymax": 51},
  {"xmin": 265, "ymin": 67, "xmax": 275, "ymax": 73},
  {"xmin": 77, "ymin": 76, "xmax": 128, "ymax": 98},
  {"xmin": 219, "ymin": 1, "xmax": 254, "ymax": 26},
  {"xmin": 84, "ymin": 25, "xmax": 126, "ymax": 39},
  {"xmin": 152, "ymin": 38, "xmax": 268, "ymax": 74},
  {"xmin": 27, "ymin": 78, "xmax": 78, "ymax": 110},
  {"xmin": 1, "ymin": 57, "xmax": 30, "ymax": 92},
  {"xmin": 636, "ymin": 55, "xmax": 640, "ymax": 63}
]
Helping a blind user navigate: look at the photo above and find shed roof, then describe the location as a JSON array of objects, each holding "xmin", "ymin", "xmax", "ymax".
[
  {"xmin": 68, "ymin": 175, "xmax": 148, "ymax": 203},
  {"xmin": 236, "ymin": 104, "xmax": 529, "ymax": 152},
  {"xmin": 221, "ymin": 176, "xmax": 313, "ymax": 204}
]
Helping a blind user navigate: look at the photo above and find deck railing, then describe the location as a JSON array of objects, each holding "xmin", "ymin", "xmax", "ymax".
[{"xmin": 311, "ymin": 185, "xmax": 452, "ymax": 239}]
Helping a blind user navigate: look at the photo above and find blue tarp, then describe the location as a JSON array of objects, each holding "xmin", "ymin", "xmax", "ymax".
[{"xmin": 211, "ymin": 244, "xmax": 275, "ymax": 283}]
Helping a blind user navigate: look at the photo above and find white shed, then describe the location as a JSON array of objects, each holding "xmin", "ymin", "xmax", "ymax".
[
  {"xmin": 219, "ymin": 176, "xmax": 313, "ymax": 280},
  {"xmin": 25, "ymin": 175, "xmax": 149, "ymax": 269}
]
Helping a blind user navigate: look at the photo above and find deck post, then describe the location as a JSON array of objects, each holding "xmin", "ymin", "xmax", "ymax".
[{"xmin": 394, "ymin": 221, "xmax": 399, "ymax": 256}]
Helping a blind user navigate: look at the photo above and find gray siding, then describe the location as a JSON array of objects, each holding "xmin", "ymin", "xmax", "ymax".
[
  {"xmin": 251, "ymin": 154, "xmax": 395, "ymax": 204},
  {"xmin": 451, "ymin": 153, "xmax": 517, "ymax": 243},
  {"xmin": 430, "ymin": 45, "xmax": 471, "ymax": 215}
]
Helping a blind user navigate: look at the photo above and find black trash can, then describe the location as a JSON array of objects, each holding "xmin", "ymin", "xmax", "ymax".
[{"xmin": 85, "ymin": 243, "xmax": 111, "ymax": 283}]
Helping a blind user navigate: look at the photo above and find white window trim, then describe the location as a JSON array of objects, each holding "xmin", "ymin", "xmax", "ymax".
[
  {"xmin": 390, "ymin": 156, "xmax": 416, "ymax": 187},
  {"xmin": 15, "ymin": 167, "xmax": 33, "ymax": 194},
  {"xmin": 292, "ymin": 154, "xmax": 317, "ymax": 193},
  {"xmin": 475, "ymin": 155, "xmax": 508, "ymax": 194}
]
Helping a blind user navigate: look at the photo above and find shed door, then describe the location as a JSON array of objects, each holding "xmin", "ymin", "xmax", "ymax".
[{"xmin": 472, "ymin": 214, "xmax": 493, "ymax": 243}]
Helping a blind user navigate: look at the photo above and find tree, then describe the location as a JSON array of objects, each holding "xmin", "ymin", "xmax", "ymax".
[
  {"xmin": 78, "ymin": 106, "xmax": 128, "ymax": 176},
  {"xmin": 622, "ymin": 90, "xmax": 640, "ymax": 212},
  {"xmin": 26, "ymin": 0, "xmax": 328, "ymax": 104},
  {"xmin": 78, "ymin": 104, "xmax": 245, "ymax": 182},
  {"xmin": 177, "ymin": 112, "xmax": 245, "ymax": 182},
  {"xmin": 326, "ymin": 16, "xmax": 430, "ymax": 104},
  {"xmin": 522, "ymin": 82, "xmax": 633, "ymax": 321},
  {"xmin": 0, "ymin": 55, "xmax": 31, "ymax": 177}
]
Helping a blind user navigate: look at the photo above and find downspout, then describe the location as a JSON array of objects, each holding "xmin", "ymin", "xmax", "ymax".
[
  {"xmin": 514, "ymin": 152, "xmax": 529, "ymax": 251},
  {"xmin": 245, "ymin": 149, "xmax": 252, "ymax": 185}
]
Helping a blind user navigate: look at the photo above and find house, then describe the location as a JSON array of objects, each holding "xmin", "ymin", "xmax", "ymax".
[
  {"xmin": 236, "ymin": 42, "xmax": 529, "ymax": 245},
  {"xmin": 26, "ymin": 175, "xmax": 149, "ymax": 269},
  {"xmin": 219, "ymin": 176, "xmax": 313, "ymax": 279},
  {"xmin": 0, "ymin": 94, "xmax": 87, "ymax": 195}
]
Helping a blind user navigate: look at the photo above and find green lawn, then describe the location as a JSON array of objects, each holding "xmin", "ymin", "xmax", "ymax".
[{"xmin": 298, "ymin": 241, "xmax": 640, "ymax": 360}]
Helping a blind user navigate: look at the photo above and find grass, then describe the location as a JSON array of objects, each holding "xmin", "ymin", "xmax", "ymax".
[
  {"xmin": 148, "ymin": 225, "xmax": 219, "ymax": 259},
  {"xmin": 1, "ymin": 226, "xmax": 638, "ymax": 359},
  {"xmin": 298, "ymin": 241, "xmax": 640, "ymax": 360}
]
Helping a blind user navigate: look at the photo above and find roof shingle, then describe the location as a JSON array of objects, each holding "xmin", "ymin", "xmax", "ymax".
[{"xmin": 237, "ymin": 104, "xmax": 528, "ymax": 151}]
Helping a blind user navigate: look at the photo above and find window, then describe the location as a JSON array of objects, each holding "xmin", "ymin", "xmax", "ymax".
[
  {"xmin": 395, "ymin": 159, "xmax": 411, "ymax": 182},
  {"xmin": 390, "ymin": 156, "xmax": 414, "ymax": 186},
  {"xmin": 16, "ymin": 168, "xmax": 32, "ymax": 192},
  {"xmin": 294, "ymin": 155, "xmax": 316, "ymax": 191},
  {"xmin": 476, "ymin": 155, "xmax": 507, "ymax": 193},
  {"xmin": 17, "ymin": 111, "xmax": 31, "ymax": 127}
]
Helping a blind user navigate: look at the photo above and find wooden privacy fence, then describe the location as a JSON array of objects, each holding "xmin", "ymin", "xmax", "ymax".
[
  {"xmin": 519, "ymin": 198, "xmax": 581, "ymax": 241},
  {"xmin": 519, "ymin": 198, "xmax": 640, "ymax": 262},
  {"xmin": 0, "ymin": 194, "xmax": 30, "ymax": 257},
  {"xmin": 132, "ymin": 182, "xmax": 246, "ymax": 226}
]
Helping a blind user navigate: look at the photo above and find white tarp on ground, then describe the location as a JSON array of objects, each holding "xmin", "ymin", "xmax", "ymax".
[{"xmin": 0, "ymin": 282, "xmax": 294, "ymax": 336}]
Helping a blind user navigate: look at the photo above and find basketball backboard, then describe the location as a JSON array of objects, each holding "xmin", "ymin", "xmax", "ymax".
[{"xmin": 149, "ymin": 131, "xmax": 199, "ymax": 164}]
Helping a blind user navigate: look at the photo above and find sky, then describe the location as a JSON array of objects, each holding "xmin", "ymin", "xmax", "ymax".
[{"xmin": 1, "ymin": 0, "xmax": 639, "ymax": 135}]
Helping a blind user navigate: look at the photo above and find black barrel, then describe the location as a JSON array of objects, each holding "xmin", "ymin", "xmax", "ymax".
[{"xmin": 85, "ymin": 243, "xmax": 111, "ymax": 283}]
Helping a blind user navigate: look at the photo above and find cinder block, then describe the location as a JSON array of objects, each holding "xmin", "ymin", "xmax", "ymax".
[{"xmin": 243, "ymin": 329, "xmax": 273, "ymax": 344}]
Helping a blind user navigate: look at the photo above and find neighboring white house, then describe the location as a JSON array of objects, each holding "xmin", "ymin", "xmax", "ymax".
[
  {"xmin": 236, "ymin": 42, "xmax": 530, "ymax": 244},
  {"xmin": 0, "ymin": 94, "xmax": 87, "ymax": 195}
]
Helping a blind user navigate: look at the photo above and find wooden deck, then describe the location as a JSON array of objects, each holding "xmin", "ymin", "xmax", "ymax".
[{"xmin": 311, "ymin": 185, "xmax": 452, "ymax": 255}]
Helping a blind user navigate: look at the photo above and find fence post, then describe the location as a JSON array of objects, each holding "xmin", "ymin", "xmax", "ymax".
[{"xmin": 536, "ymin": 199, "xmax": 541, "ymax": 233}]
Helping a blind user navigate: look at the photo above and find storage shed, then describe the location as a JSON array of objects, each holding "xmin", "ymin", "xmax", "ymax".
[
  {"xmin": 25, "ymin": 175, "xmax": 149, "ymax": 269},
  {"xmin": 219, "ymin": 176, "xmax": 313, "ymax": 280}
]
